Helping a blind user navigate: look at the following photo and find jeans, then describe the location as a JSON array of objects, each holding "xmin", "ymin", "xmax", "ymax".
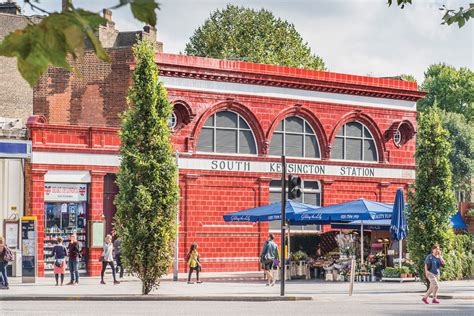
[
  {"xmin": 116, "ymin": 256, "xmax": 124, "ymax": 278},
  {"xmin": 69, "ymin": 258, "xmax": 79, "ymax": 283},
  {"xmin": 188, "ymin": 267, "xmax": 200, "ymax": 282},
  {"xmin": 0, "ymin": 262, "xmax": 7, "ymax": 286},
  {"xmin": 101, "ymin": 261, "xmax": 117, "ymax": 282}
]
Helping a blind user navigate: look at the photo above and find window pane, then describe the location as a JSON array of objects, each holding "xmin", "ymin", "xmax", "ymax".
[
  {"xmin": 331, "ymin": 137, "xmax": 344, "ymax": 159},
  {"xmin": 285, "ymin": 117, "xmax": 304, "ymax": 133},
  {"xmin": 269, "ymin": 133, "xmax": 283, "ymax": 156},
  {"xmin": 269, "ymin": 192, "xmax": 281, "ymax": 204},
  {"xmin": 286, "ymin": 134, "xmax": 304, "ymax": 157},
  {"xmin": 216, "ymin": 111, "xmax": 237, "ymax": 128},
  {"xmin": 304, "ymin": 225, "xmax": 321, "ymax": 232},
  {"xmin": 305, "ymin": 122, "xmax": 315, "ymax": 134},
  {"xmin": 239, "ymin": 130, "xmax": 256, "ymax": 154},
  {"xmin": 289, "ymin": 225, "xmax": 303, "ymax": 231},
  {"xmin": 305, "ymin": 135, "xmax": 320, "ymax": 158},
  {"xmin": 303, "ymin": 192, "xmax": 317, "ymax": 206},
  {"xmin": 203, "ymin": 115, "xmax": 214, "ymax": 127},
  {"xmin": 364, "ymin": 139, "xmax": 377, "ymax": 162},
  {"xmin": 346, "ymin": 138, "xmax": 363, "ymax": 160},
  {"xmin": 197, "ymin": 128, "xmax": 214, "ymax": 152},
  {"xmin": 270, "ymin": 180, "xmax": 282, "ymax": 189},
  {"xmin": 239, "ymin": 117, "xmax": 250, "ymax": 129},
  {"xmin": 269, "ymin": 221, "xmax": 280, "ymax": 230},
  {"xmin": 275, "ymin": 121, "xmax": 283, "ymax": 131},
  {"xmin": 346, "ymin": 122, "xmax": 362, "ymax": 137},
  {"xmin": 304, "ymin": 181, "xmax": 319, "ymax": 191},
  {"xmin": 363, "ymin": 126, "xmax": 372, "ymax": 138},
  {"xmin": 216, "ymin": 129, "xmax": 237, "ymax": 153},
  {"xmin": 336, "ymin": 126, "xmax": 344, "ymax": 136}
]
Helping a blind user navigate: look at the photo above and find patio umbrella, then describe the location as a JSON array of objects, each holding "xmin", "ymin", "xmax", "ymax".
[
  {"xmin": 390, "ymin": 189, "xmax": 407, "ymax": 268},
  {"xmin": 293, "ymin": 199, "xmax": 393, "ymax": 262}
]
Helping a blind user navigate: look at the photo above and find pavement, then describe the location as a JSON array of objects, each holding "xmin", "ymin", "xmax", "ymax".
[{"xmin": 1, "ymin": 272, "xmax": 473, "ymax": 302}]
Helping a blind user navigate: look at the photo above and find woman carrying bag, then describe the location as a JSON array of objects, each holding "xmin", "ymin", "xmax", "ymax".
[
  {"xmin": 187, "ymin": 242, "xmax": 202, "ymax": 284},
  {"xmin": 100, "ymin": 234, "xmax": 120, "ymax": 285},
  {"xmin": 52, "ymin": 236, "xmax": 68, "ymax": 286}
]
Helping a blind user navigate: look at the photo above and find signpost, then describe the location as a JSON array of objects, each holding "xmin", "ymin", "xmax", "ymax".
[
  {"xmin": 280, "ymin": 155, "xmax": 286, "ymax": 297},
  {"xmin": 21, "ymin": 216, "xmax": 37, "ymax": 283}
]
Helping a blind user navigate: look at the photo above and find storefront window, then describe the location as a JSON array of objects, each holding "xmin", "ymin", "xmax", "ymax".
[
  {"xmin": 197, "ymin": 111, "xmax": 257, "ymax": 155},
  {"xmin": 269, "ymin": 180, "xmax": 321, "ymax": 232},
  {"xmin": 269, "ymin": 116, "xmax": 320, "ymax": 158},
  {"xmin": 331, "ymin": 122, "xmax": 378, "ymax": 162},
  {"xmin": 43, "ymin": 183, "xmax": 88, "ymax": 273}
]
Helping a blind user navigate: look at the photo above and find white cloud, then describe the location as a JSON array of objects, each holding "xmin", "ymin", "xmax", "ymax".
[{"xmin": 20, "ymin": 0, "xmax": 473, "ymax": 83}]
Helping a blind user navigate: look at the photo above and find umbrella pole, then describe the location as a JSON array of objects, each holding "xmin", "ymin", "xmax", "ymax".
[
  {"xmin": 288, "ymin": 223, "xmax": 291, "ymax": 257},
  {"xmin": 399, "ymin": 239, "xmax": 402, "ymax": 269},
  {"xmin": 360, "ymin": 221, "xmax": 364, "ymax": 264}
]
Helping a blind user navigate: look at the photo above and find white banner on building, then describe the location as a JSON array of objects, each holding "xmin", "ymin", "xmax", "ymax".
[
  {"xmin": 178, "ymin": 158, "xmax": 415, "ymax": 180},
  {"xmin": 44, "ymin": 183, "xmax": 88, "ymax": 202}
]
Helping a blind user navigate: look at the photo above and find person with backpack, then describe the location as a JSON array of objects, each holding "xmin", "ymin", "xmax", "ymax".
[
  {"xmin": 260, "ymin": 234, "xmax": 279, "ymax": 286},
  {"xmin": 52, "ymin": 236, "xmax": 68, "ymax": 286},
  {"xmin": 187, "ymin": 242, "xmax": 202, "ymax": 284},
  {"xmin": 422, "ymin": 243, "xmax": 445, "ymax": 304},
  {"xmin": 0, "ymin": 236, "xmax": 14, "ymax": 289},
  {"xmin": 66, "ymin": 234, "xmax": 81, "ymax": 285}
]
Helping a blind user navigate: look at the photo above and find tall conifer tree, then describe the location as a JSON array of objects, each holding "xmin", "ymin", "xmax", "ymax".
[{"xmin": 114, "ymin": 39, "xmax": 178, "ymax": 295}]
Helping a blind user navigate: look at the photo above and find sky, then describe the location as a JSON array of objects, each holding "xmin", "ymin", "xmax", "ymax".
[{"xmin": 21, "ymin": 0, "xmax": 473, "ymax": 83}]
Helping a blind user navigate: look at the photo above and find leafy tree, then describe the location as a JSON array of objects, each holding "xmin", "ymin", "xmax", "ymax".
[
  {"xmin": 388, "ymin": 1, "xmax": 474, "ymax": 27},
  {"xmin": 0, "ymin": 0, "xmax": 160, "ymax": 86},
  {"xmin": 418, "ymin": 64, "xmax": 474, "ymax": 122},
  {"xmin": 407, "ymin": 108, "xmax": 456, "ymax": 285},
  {"xmin": 399, "ymin": 74, "xmax": 417, "ymax": 83},
  {"xmin": 185, "ymin": 4, "xmax": 326, "ymax": 71},
  {"xmin": 114, "ymin": 39, "xmax": 178, "ymax": 295},
  {"xmin": 440, "ymin": 111, "xmax": 474, "ymax": 200}
]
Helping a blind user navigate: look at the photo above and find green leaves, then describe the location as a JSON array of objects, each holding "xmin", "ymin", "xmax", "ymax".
[
  {"xmin": 185, "ymin": 4, "xmax": 326, "ymax": 71},
  {"xmin": 441, "ymin": 4, "xmax": 474, "ymax": 27},
  {"xmin": 0, "ymin": 1, "xmax": 160, "ymax": 86}
]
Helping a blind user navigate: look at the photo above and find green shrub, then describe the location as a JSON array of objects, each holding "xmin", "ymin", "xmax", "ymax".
[
  {"xmin": 399, "ymin": 266, "xmax": 410, "ymax": 275},
  {"xmin": 383, "ymin": 267, "xmax": 400, "ymax": 278},
  {"xmin": 440, "ymin": 231, "xmax": 473, "ymax": 281},
  {"xmin": 291, "ymin": 250, "xmax": 308, "ymax": 262}
]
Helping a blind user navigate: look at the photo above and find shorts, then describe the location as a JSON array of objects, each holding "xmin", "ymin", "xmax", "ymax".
[{"xmin": 263, "ymin": 260, "xmax": 274, "ymax": 270}]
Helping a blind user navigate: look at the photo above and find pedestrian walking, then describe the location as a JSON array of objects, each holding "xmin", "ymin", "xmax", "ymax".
[
  {"xmin": 422, "ymin": 243, "xmax": 445, "ymax": 304},
  {"xmin": 52, "ymin": 236, "xmax": 68, "ymax": 286},
  {"xmin": 187, "ymin": 242, "xmax": 202, "ymax": 284},
  {"xmin": 0, "ymin": 237, "xmax": 14, "ymax": 290},
  {"xmin": 66, "ymin": 234, "xmax": 81, "ymax": 285},
  {"xmin": 100, "ymin": 234, "xmax": 119, "ymax": 285},
  {"xmin": 260, "ymin": 234, "xmax": 279, "ymax": 286},
  {"xmin": 113, "ymin": 237, "xmax": 124, "ymax": 279}
]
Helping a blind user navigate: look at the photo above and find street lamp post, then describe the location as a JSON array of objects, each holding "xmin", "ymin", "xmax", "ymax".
[{"xmin": 173, "ymin": 150, "xmax": 192, "ymax": 281}]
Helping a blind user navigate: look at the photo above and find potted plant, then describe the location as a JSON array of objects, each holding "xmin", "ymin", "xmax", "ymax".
[
  {"xmin": 382, "ymin": 267, "xmax": 400, "ymax": 278},
  {"xmin": 399, "ymin": 266, "xmax": 410, "ymax": 278}
]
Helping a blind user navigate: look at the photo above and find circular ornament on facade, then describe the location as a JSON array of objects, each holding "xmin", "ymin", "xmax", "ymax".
[
  {"xmin": 393, "ymin": 129, "xmax": 402, "ymax": 147},
  {"xmin": 169, "ymin": 112, "xmax": 178, "ymax": 130}
]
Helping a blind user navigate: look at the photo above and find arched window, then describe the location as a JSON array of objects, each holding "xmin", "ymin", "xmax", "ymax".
[
  {"xmin": 197, "ymin": 110, "xmax": 257, "ymax": 155},
  {"xmin": 331, "ymin": 121, "xmax": 377, "ymax": 162},
  {"xmin": 269, "ymin": 116, "xmax": 320, "ymax": 158}
]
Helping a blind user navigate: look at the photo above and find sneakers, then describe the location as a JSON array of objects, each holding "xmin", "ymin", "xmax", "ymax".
[
  {"xmin": 187, "ymin": 281, "xmax": 195, "ymax": 284},
  {"xmin": 432, "ymin": 298, "xmax": 440, "ymax": 304},
  {"xmin": 196, "ymin": 281, "xmax": 203, "ymax": 284},
  {"xmin": 422, "ymin": 297, "xmax": 429, "ymax": 304},
  {"xmin": 66, "ymin": 281, "xmax": 75, "ymax": 286},
  {"xmin": 100, "ymin": 280, "xmax": 106, "ymax": 285},
  {"xmin": 113, "ymin": 280, "xmax": 120, "ymax": 285}
]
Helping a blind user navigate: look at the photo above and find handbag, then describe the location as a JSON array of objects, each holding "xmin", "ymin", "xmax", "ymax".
[
  {"xmin": 99, "ymin": 255, "xmax": 105, "ymax": 262},
  {"xmin": 54, "ymin": 259, "xmax": 63, "ymax": 268}
]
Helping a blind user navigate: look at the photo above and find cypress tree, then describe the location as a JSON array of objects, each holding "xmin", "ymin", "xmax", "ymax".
[{"xmin": 114, "ymin": 39, "xmax": 178, "ymax": 295}]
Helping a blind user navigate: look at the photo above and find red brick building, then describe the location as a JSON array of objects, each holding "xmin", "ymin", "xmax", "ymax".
[{"xmin": 27, "ymin": 53, "xmax": 424, "ymax": 276}]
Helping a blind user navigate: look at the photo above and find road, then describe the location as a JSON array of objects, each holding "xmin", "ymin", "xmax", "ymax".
[{"xmin": 1, "ymin": 297, "xmax": 472, "ymax": 316}]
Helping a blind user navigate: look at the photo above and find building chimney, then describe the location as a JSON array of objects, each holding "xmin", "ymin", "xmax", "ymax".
[{"xmin": 0, "ymin": 1, "xmax": 21, "ymax": 15}]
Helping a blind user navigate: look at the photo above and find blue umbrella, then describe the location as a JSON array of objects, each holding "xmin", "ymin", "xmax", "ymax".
[
  {"xmin": 390, "ymin": 188, "xmax": 407, "ymax": 268},
  {"xmin": 292, "ymin": 199, "xmax": 393, "ymax": 222},
  {"xmin": 223, "ymin": 200, "xmax": 318, "ymax": 222},
  {"xmin": 450, "ymin": 211, "xmax": 467, "ymax": 230}
]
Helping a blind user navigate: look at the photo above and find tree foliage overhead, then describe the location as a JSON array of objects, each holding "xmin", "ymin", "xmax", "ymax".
[
  {"xmin": 388, "ymin": 0, "xmax": 474, "ymax": 27},
  {"xmin": 407, "ymin": 107, "xmax": 472, "ymax": 284},
  {"xmin": 184, "ymin": 5, "xmax": 326, "ymax": 71},
  {"xmin": 114, "ymin": 39, "xmax": 178, "ymax": 295},
  {"xmin": 0, "ymin": 0, "xmax": 160, "ymax": 86},
  {"xmin": 440, "ymin": 111, "xmax": 474, "ymax": 199},
  {"xmin": 418, "ymin": 63, "xmax": 474, "ymax": 122}
]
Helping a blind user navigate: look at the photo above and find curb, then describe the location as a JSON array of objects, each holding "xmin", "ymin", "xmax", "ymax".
[
  {"xmin": 0, "ymin": 295, "xmax": 313, "ymax": 302},
  {"xmin": 437, "ymin": 294, "xmax": 474, "ymax": 300}
]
